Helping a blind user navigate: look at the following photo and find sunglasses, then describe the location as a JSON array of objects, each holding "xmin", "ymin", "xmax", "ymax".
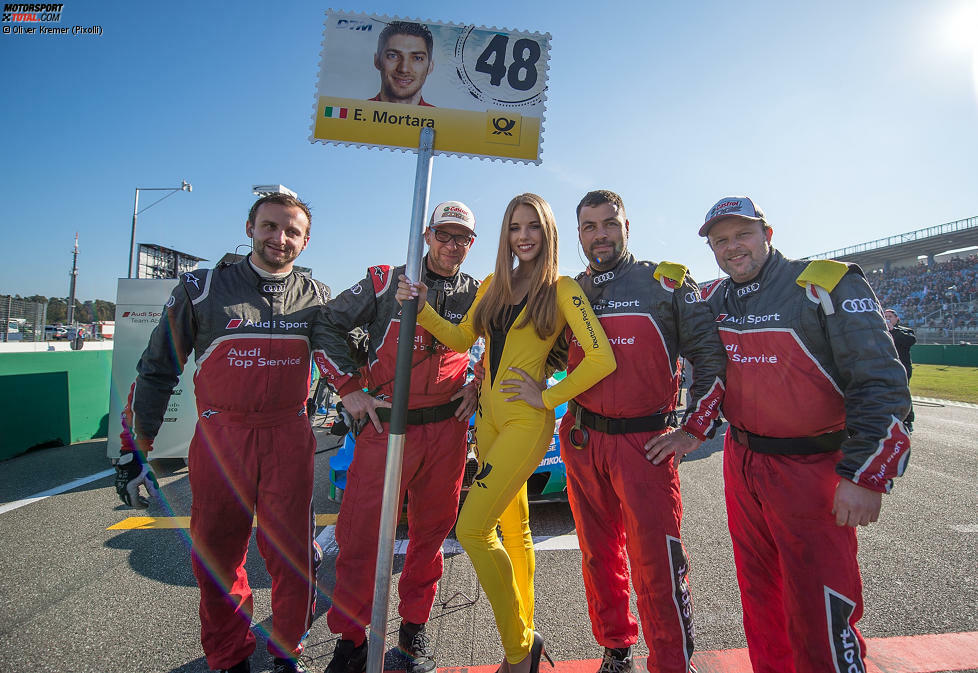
[{"xmin": 431, "ymin": 229, "xmax": 474, "ymax": 247}]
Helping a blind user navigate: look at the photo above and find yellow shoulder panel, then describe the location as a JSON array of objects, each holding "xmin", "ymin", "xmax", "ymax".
[
  {"xmin": 653, "ymin": 261, "xmax": 688, "ymax": 286},
  {"xmin": 796, "ymin": 260, "xmax": 848, "ymax": 293}
]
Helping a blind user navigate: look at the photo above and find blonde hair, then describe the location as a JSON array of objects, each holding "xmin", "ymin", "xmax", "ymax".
[{"xmin": 473, "ymin": 193, "xmax": 559, "ymax": 340}]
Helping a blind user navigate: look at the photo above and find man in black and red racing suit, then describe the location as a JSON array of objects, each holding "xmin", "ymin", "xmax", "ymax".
[
  {"xmin": 556, "ymin": 191, "xmax": 726, "ymax": 673},
  {"xmin": 698, "ymin": 196, "xmax": 911, "ymax": 673},
  {"xmin": 316, "ymin": 201, "xmax": 480, "ymax": 673},
  {"xmin": 115, "ymin": 194, "xmax": 331, "ymax": 673}
]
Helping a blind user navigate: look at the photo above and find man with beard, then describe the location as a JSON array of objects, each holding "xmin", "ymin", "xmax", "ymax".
[
  {"xmin": 115, "ymin": 193, "xmax": 330, "ymax": 673},
  {"xmin": 370, "ymin": 21, "xmax": 436, "ymax": 106},
  {"xmin": 556, "ymin": 190, "xmax": 727, "ymax": 673},
  {"xmin": 317, "ymin": 202, "xmax": 479, "ymax": 673},
  {"xmin": 699, "ymin": 196, "xmax": 911, "ymax": 673}
]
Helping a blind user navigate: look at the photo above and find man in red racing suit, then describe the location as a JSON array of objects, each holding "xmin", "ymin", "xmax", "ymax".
[
  {"xmin": 557, "ymin": 191, "xmax": 726, "ymax": 673},
  {"xmin": 315, "ymin": 202, "xmax": 480, "ymax": 673},
  {"xmin": 115, "ymin": 194, "xmax": 331, "ymax": 673},
  {"xmin": 699, "ymin": 196, "xmax": 911, "ymax": 673}
]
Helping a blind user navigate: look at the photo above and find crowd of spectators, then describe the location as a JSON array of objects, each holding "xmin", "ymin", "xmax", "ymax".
[{"xmin": 866, "ymin": 254, "xmax": 978, "ymax": 332}]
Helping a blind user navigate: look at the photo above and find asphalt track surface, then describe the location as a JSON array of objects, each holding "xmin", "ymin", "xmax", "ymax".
[{"xmin": 1, "ymin": 399, "xmax": 976, "ymax": 673}]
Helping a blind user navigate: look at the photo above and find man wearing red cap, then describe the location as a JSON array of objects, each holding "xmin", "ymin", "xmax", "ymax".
[
  {"xmin": 316, "ymin": 201, "xmax": 480, "ymax": 673},
  {"xmin": 698, "ymin": 196, "xmax": 912, "ymax": 673}
]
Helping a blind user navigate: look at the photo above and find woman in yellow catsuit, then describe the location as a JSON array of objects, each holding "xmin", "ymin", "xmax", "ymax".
[{"xmin": 396, "ymin": 193, "xmax": 616, "ymax": 673}]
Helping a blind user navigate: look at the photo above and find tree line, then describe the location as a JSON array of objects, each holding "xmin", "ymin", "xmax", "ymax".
[{"xmin": 12, "ymin": 295, "xmax": 116, "ymax": 324}]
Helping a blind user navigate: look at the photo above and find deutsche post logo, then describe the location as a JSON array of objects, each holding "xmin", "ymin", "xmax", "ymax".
[{"xmin": 485, "ymin": 112, "xmax": 521, "ymax": 145}]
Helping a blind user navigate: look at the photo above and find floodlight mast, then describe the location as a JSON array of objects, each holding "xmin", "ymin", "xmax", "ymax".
[{"xmin": 128, "ymin": 180, "xmax": 193, "ymax": 278}]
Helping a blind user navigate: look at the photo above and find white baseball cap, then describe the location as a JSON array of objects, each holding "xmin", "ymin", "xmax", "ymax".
[{"xmin": 429, "ymin": 201, "xmax": 476, "ymax": 235}]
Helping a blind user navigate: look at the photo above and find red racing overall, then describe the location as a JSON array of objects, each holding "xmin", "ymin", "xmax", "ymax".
[
  {"xmin": 315, "ymin": 261, "xmax": 479, "ymax": 645},
  {"xmin": 125, "ymin": 259, "xmax": 330, "ymax": 669},
  {"xmin": 558, "ymin": 254, "xmax": 726, "ymax": 673},
  {"xmin": 702, "ymin": 250, "xmax": 911, "ymax": 673}
]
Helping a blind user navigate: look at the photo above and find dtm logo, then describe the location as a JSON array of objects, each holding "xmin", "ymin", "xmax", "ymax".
[
  {"xmin": 262, "ymin": 283, "xmax": 286, "ymax": 294},
  {"xmin": 736, "ymin": 282, "xmax": 760, "ymax": 297},
  {"xmin": 842, "ymin": 298, "xmax": 879, "ymax": 314},
  {"xmin": 183, "ymin": 272, "xmax": 200, "ymax": 290},
  {"xmin": 592, "ymin": 271, "xmax": 615, "ymax": 285}
]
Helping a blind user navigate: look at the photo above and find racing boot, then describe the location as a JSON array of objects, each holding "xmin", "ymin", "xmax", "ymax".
[
  {"xmin": 273, "ymin": 657, "xmax": 310, "ymax": 673},
  {"xmin": 398, "ymin": 621, "xmax": 436, "ymax": 673},
  {"xmin": 218, "ymin": 659, "xmax": 251, "ymax": 673},
  {"xmin": 324, "ymin": 638, "xmax": 368, "ymax": 673},
  {"xmin": 596, "ymin": 646, "xmax": 634, "ymax": 673}
]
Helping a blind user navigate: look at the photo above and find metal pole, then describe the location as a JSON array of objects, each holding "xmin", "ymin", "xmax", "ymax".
[
  {"xmin": 366, "ymin": 126, "xmax": 435, "ymax": 673},
  {"xmin": 67, "ymin": 233, "xmax": 79, "ymax": 326},
  {"xmin": 128, "ymin": 189, "xmax": 140, "ymax": 278}
]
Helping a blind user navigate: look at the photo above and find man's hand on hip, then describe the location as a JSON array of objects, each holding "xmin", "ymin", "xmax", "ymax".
[
  {"xmin": 452, "ymin": 382, "xmax": 479, "ymax": 421},
  {"xmin": 644, "ymin": 427, "xmax": 702, "ymax": 466},
  {"xmin": 832, "ymin": 479, "xmax": 882, "ymax": 527},
  {"xmin": 342, "ymin": 389, "xmax": 391, "ymax": 434}
]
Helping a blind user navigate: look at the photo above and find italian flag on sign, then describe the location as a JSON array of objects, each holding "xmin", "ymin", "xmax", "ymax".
[{"xmin": 324, "ymin": 106, "xmax": 348, "ymax": 119}]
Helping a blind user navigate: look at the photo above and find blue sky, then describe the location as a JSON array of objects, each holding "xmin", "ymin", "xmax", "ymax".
[{"xmin": 1, "ymin": 0, "xmax": 976, "ymax": 302}]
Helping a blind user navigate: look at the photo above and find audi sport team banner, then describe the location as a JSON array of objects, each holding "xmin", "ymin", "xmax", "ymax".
[
  {"xmin": 310, "ymin": 11, "xmax": 550, "ymax": 163},
  {"xmin": 106, "ymin": 279, "xmax": 198, "ymax": 460}
]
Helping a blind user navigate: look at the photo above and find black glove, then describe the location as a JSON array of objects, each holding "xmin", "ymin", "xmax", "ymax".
[{"xmin": 114, "ymin": 451, "xmax": 159, "ymax": 508}]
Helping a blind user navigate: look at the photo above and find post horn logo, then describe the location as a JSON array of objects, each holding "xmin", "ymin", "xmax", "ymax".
[{"xmin": 491, "ymin": 117, "xmax": 516, "ymax": 136}]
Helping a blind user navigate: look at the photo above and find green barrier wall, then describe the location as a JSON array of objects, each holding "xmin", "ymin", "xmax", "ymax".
[
  {"xmin": 910, "ymin": 345, "xmax": 978, "ymax": 367},
  {"xmin": 0, "ymin": 350, "xmax": 111, "ymax": 460}
]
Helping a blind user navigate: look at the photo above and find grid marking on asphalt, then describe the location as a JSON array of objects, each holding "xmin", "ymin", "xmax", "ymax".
[
  {"xmin": 314, "ymin": 526, "xmax": 581, "ymax": 555},
  {"xmin": 107, "ymin": 513, "xmax": 340, "ymax": 530},
  {"xmin": 0, "ymin": 468, "xmax": 115, "ymax": 516}
]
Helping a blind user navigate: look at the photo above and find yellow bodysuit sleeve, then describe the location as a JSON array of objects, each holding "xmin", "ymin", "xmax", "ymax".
[
  {"xmin": 415, "ymin": 274, "xmax": 490, "ymax": 354},
  {"xmin": 541, "ymin": 276, "xmax": 616, "ymax": 410}
]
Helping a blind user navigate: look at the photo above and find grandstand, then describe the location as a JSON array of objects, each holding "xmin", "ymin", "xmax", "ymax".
[{"xmin": 806, "ymin": 216, "xmax": 978, "ymax": 344}]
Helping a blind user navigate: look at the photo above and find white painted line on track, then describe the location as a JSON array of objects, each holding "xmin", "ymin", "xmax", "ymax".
[
  {"xmin": 913, "ymin": 396, "xmax": 978, "ymax": 409},
  {"xmin": 951, "ymin": 524, "xmax": 978, "ymax": 533},
  {"xmin": 315, "ymin": 526, "xmax": 581, "ymax": 556},
  {"xmin": 0, "ymin": 468, "xmax": 115, "ymax": 516}
]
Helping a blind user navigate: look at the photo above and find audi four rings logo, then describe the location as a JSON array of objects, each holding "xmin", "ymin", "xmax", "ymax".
[
  {"xmin": 262, "ymin": 283, "xmax": 286, "ymax": 293},
  {"xmin": 684, "ymin": 291, "xmax": 699, "ymax": 304},
  {"xmin": 842, "ymin": 298, "xmax": 878, "ymax": 313},
  {"xmin": 592, "ymin": 272, "xmax": 615, "ymax": 285},
  {"xmin": 736, "ymin": 282, "xmax": 760, "ymax": 297}
]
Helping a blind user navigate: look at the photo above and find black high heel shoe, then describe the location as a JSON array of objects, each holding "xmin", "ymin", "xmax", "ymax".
[{"xmin": 529, "ymin": 631, "xmax": 555, "ymax": 673}]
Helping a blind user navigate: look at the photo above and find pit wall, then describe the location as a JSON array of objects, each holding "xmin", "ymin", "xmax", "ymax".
[
  {"xmin": 0, "ymin": 349, "xmax": 112, "ymax": 460},
  {"xmin": 911, "ymin": 344, "xmax": 978, "ymax": 366}
]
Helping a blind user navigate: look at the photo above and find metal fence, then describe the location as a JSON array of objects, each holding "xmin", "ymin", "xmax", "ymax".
[
  {"xmin": 907, "ymin": 299, "xmax": 978, "ymax": 345},
  {"xmin": 0, "ymin": 295, "xmax": 48, "ymax": 343}
]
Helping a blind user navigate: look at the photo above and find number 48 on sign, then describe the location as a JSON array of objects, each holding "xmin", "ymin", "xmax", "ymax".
[{"xmin": 310, "ymin": 12, "xmax": 551, "ymax": 163}]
